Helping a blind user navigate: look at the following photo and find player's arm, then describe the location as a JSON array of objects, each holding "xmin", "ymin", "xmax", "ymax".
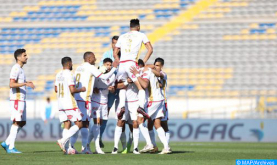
[
  {"xmin": 92, "ymin": 65, "xmax": 118, "ymax": 80},
  {"xmin": 130, "ymin": 66, "xmax": 149, "ymax": 89},
  {"xmin": 151, "ymin": 69, "xmax": 164, "ymax": 79},
  {"xmin": 55, "ymin": 86, "xmax": 58, "ymax": 93},
  {"xmin": 113, "ymin": 47, "xmax": 120, "ymax": 62},
  {"xmin": 10, "ymin": 79, "xmax": 35, "ymax": 89},
  {"xmin": 143, "ymin": 42, "xmax": 153, "ymax": 64},
  {"xmin": 69, "ymin": 85, "xmax": 86, "ymax": 94},
  {"xmin": 108, "ymin": 86, "xmax": 115, "ymax": 93},
  {"xmin": 116, "ymin": 78, "xmax": 133, "ymax": 89}
]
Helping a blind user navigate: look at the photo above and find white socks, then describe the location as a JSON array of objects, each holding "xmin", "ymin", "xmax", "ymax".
[
  {"xmin": 114, "ymin": 126, "xmax": 122, "ymax": 149},
  {"xmin": 118, "ymin": 89, "xmax": 126, "ymax": 110},
  {"xmin": 138, "ymin": 90, "xmax": 146, "ymax": 108},
  {"xmin": 93, "ymin": 125, "xmax": 100, "ymax": 149},
  {"xmin": 149, "ymin": 130, "xmax": 157, "ymax": 147},
  {"xmin": 70, "ymin": 130, "xmax": 78, "ymax": 148},
  {"xmin": 6, "ymin": 125, "xmax": 19, "ymax": 149},
  {"xmin": 165, "ymin": 131, "xmax": 170, "ymax": 144},
  {"xmin": 63, "ymin": 129, "xmax": 70, "ymax": 149},
  {"xmin": 157, "ymin": 127, "xmax": 169, "ymax": 149},
  {"xmin": 139, "ymin": 123, "xmax": 152, "ymax": 146},
  {"xmin": 120, "ymin": 132, "xmax": 126, "ymax": 149},
  {"xmin": 61, "ymin": 125, "xmax": 79, "ymax": 144},
  {"xmin": 133, "ymin": 128, "xmax": 139, "ymax": 149},
  {"xmin": 81, "ymin": 128, "xmax": 88, "ymax": 150}
]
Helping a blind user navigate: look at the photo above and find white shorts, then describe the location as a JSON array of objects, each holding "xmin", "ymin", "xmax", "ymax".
[
  {"xmin": 59, "ymin": 108, "xmax": 82, "ymax": 122},
  {"xmin": 91, "ymin": 101, "xmax": 108, "ymax": 120},
  {"xmin": 116, "ymin": 61, "xmax": 139, "ymax": 82},
  {"xmin": 10, "ymin": 100, "xmax": 26, "ymax": 122},
  {"xmin": 145, "ymin": 100, "xmax": 165, "ymax": 120},
  {"xmin": 125, "ymin": 100, "xmax": 139, "ymax": 121},
  {"xmin": 161, "ymin": 103, "xmax": 169, "ymax": 121},
  {"xmin": 77, "ymin": 101, "xmax": 91, "ymax": 121}
]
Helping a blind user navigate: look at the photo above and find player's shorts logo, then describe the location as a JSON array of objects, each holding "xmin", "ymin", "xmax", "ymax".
[
  {"xmin": 67, "ymin": 115, "xmax": 73, "ymax": 119},
  {"xmin": 147, "ymin": 102, "xmax": 152, "ymax": 108}
]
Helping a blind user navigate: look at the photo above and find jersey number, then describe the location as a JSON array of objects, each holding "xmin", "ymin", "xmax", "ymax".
[
  {"xmin": 58, "ymin": 83, "xmax": 64, "ymax": 98},
  {"xmin": 75, "ymin": 73, "xmax": 81, "ymax": 88}
]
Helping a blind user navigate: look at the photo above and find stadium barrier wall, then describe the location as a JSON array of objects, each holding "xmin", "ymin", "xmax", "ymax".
[{"xmin": 0, "ymin": 119, "xmax": 275, "ymax": 142}]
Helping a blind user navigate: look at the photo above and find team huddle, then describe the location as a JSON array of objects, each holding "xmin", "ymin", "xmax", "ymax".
[{"xmin": 1, "ymin": 19, "xmax": 171, "ymax": 155}]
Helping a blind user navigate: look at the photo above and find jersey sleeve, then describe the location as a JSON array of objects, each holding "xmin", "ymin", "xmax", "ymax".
[
  {"xmin": 115, "ymin": 36, "xmax": 122, "ymax": 48},
  {"xmin": 90, "ymin": 65, "xmax": 103, "ymax": 78},
  {"xmin": 10, "ymin": 66, "xmax": 19, "ymax": 80},
  {"xmin": 160, "ymin": 71, "xmax": 167, "ymax": 81},
  {"xmin": 141, "ymin": 68, "xmax": 151, "ymax": 80},
  {"xmin": 68, "ymin": 73, "xmax": 75, "ymax": 86},
  {"xmin": 142, "ymin": 33, "xmax": 150, "ymax": 44}
]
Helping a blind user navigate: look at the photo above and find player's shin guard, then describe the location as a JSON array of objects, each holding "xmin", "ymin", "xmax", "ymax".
[
  {"xmin": 165, "ymin": 131, "xmax": 170, "ymax": 144},
  {"xmin": 139, "ymin": 123, "xmax": 152, "ymax": 146},
  {"xmin": 120, "ymin": 132, "xmax": 126, "ymax": 149},
  {"xmin": 114, "ymin": 126, "xmax": 123, "ymax": 149},
  {"xmin": 133, "ymin": 128, "xmax": 139, "ymax": 149},
  {"xmin": 100, "ymin": 120, "xmax": 108, "ymax": 140},
  {"xmin": 93, "ymin": 124, "xmax": 100, "ymax": 149},
  {"xmin": 149, "ymin": 130, "xmax": 157, "ymax": 147},
  {"xmin": 157, "ymin": 127, "xmax": 169, "ymax": 149},
  {"xmin": 6, "ymin": 125, "xmax": 19, "ymax": 149},
  {"xmin": 138, "ymin": 90, "xmax": 146, "ymax": 108},
  {"xmin": 81, "ymin": 128, "xmax": 88, "ymax": 150}
]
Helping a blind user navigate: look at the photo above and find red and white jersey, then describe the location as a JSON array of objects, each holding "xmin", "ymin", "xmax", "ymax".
[
  {"xmin": 116, "ymin": 31, "xmax": 149, "ymax": 62},
  {"xmin": 159, "ymin": 71, "xmax": 168, "ymax": 103},
  {"xmin": 55, "ymin": 69, "xmax": 78, "ymax": 110},
  {"xmin": 10, "ymin": 63, "xmax": 26, "ymax": 101},
  {"xmin": 91, "ymin": 73, "xmax": 116, "ymax": 104},
  {"xmin": 74, "ymin": 62, "xmax": 103, "ymax": 102},
  {"xmin": 144, "ymin": 68, "xmax": 164, "ymax": 102}
]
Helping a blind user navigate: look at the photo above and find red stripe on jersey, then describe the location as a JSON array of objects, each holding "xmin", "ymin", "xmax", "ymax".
[
  {"xmin": 59, "ymin": 108, "xmax": 78, "ymax": 111},
  {"xmin": 97, "ymin": 73, "xmax": 102, "ymax": 78},
  {"xmin": 119, "ymin": 60, "xmax": 137, "ymax": 64},
  {"xmin": 10, "ymin": 100, "xmax": 25, "ymax": 102},
  {"xmin": 126, "ymin": 100, "xmax": 138, "ymax": 103},
  {"xmin": 91, "ymin": 100, "xmax": 107, "ymax": 105}
]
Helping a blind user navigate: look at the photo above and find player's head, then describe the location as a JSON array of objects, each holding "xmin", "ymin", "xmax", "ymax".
[
  {"xmin": 130, "ymin": 19, "xmax": 140, "ymax": 31},
  {"xmin": 138, "ymin": 59, "xmax": 145, "ymax": 68},
  {"xmin": 61, "ymin": 56, "xmax": 73, "ymax": 70},
  {"xmin": 103, "ymin": 58, "xmax": 113, "ymax": 72},
  {"xmin": 46, "ymin": 97, "xmax": 50, "ymax": 103},
  {"xmin": 14, "ymin": 49, "xmax": 28, "ymax": 64},
  {"xmin": 154, "ymin": 57, "xmax": 164, "ymax": 72},
  {"xmin": 112, "ymin": 36, "xmax": 119, "ymax": 50},
  {"xmin": 83, "ymin": 51, "xmax": 96, "ymax": 65}
]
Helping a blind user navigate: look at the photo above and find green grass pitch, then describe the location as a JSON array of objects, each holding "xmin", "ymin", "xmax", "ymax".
[{"xmin": 1, "ymin": 142, "xmax": 277, "ymax": 165}]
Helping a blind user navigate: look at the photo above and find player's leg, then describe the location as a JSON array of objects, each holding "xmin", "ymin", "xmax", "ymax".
[
  {"xmin": 137, "ymin": 115, "xmax": 154, "ymax": 153},
  {"xmin": 80, "ymin": 120, "xmax": 89, "ymax": 154},
  {"xmin": 116, "ymin": 64, "xmax": 128, "ymax": 120},
  {"xmin": 112, "ymin": 118, "xmax": 126, "ymax": 154},
  {"xmin": 120, "ymin": 124, "xmax": 127, "ymax": 151},
  {"xmin": 148, "ymin": 119, "xmax": 158, "ymax": 153},
  {"xmin": 161, "ymin": 103, "xmax": 170, "ymax": 143},
  {"xmin": 93, "ymin": 117, "xmax": 104, "ymax": 154}
]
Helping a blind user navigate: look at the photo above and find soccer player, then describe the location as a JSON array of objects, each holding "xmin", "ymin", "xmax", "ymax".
[
  {"xmin": 99, "ymin": 36, "xmax": 119, "ymax": 66},
  {"xmin": 130, "ymin": 61, "xmax": 171, "ymax": 154},
  {"xmin": 55, "ymin": 57, "xmax": 86, "ymax": 154},
  {"xmin": 1, "ymin": 49, "xmax": 35, "ymax": 154},
  {"xmin": 113, "ymin": 18, "xmax": 153, "ymax": 123},
  {"xmin": 71, "ymin": 52, "xmax": 118, "ymax": 154},
  {"xmin": 91, "ymin": 58, "xmax": 116, "ymax": 154}
]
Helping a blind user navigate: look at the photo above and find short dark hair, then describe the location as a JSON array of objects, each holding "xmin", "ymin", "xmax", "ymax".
[
  {"xmin": 138, "ymin": 59, "xmax": 145, "ymax": 67},
  {"xmin": 112, "ymin": 36, "xmax": 119, "ymax": 41},
  {"xmin": 14, "ymin": 49, "xmax": 26, "ymax": 61},
  {"xmin": 103, "ymin": 58, "xmax": 113, "ymax": 64},
  {"xmin": 130, "ymin": 19, "xmax": 140, "ymax": 28},
  {"xmin": 83, "ymin": 51, "xmax": 93, "ymax": 60},
  {"xmin": 61, "ymin": 57, "xmax": 72, "ymax": 66},
  {"xmin": 154, "ymin": 57, "xmax": 164, "ymax": 66}
]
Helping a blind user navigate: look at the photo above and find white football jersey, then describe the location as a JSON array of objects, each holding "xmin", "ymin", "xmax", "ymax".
[
  {"xmin": 74, "ymin": 62, "xmax": 102, "ymax": 102},
  {"xmin": 115, "ymin": 31, "xmax": 149, "ymax": 62},
  {"xmin": 55, "ymin": 69, "xmax": 78, "ymax": 110},
  {"xmin": 159, "ymin": 71, "xmax": 168, "ymax": 103},
  {"xmin": 10, "ymin": 64, "xmax": 26, "ymax": 101},
  {"xmin": 91, "ymin": 73, "xmax": 116, "ymax": 104},
  {"xmin": 143, "ymin": 68, "xmax": 164, "ymax": 102},
  {"xmin": 126, "ymin": 83, "xmax": 139, "ymax": 102}
]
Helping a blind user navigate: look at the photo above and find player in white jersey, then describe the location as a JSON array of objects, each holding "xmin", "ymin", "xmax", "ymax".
[
  {"xmin": 113, "ymin": 19, "xmax": 153, "ymax": 123},
  {"xmin": 1, "ymin": 49, "xmax": 35, "ymax": 154},
  {"xmin": 55, "ymin": 57, "xmax": 87, "ymax": 154},
  {"xmin": 90, "ymin": 58, "xmax": 115, "ymax": 154},
  {"xmin": 131, "ymin": 60, "xmax": 171, "ymax": 154}
]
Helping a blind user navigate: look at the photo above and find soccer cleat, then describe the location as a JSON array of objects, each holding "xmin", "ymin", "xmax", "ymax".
[
  {"xmin": 99, "ymin": 140, "xmax": 104, "ymax": 148},
  {"xmin": 6, "ymin": 148, "xmax": 22, "ymax": 154},
  {"xmin": 139, "ymin": 144, "xmax": 154, "ymax": 153},
  {"xmin": 158, "ymin": 148, "xmax": 172, "ymax": 154},
  {"xmin": 1, "ymin": 141, "xmax": 8, "ymax": 151},
  {"xmin": 66, "ymin": 147, "xmax": 76, "ymax": 155},
  {"xmin": 117, "ymin": 107, "xmax": 125, "ymax": 120},
  {"xmin": 111, "ymin": 147, "xmax": 118, "ymax": 154},
  {"xmin": 127, "ymin": 143, "xmax": 132, "ymax": 153},
  {"xmin": 150, "ymin": 146, "xmax": 159, "ymax": 153},
  {"xmin": 87, "ymin": 145, "xmax": 93, "ymax": 154},
  {"xmin": 96, "ymin": 148, "xmax": 105, "ymax": 154},
  {"xmin": 121, "ymin": 148, "xmax": 128, "ymax": 154},
  {"xmin": 133, "ymin": 148, "xmax": 140, "ymax": 154},
  {"xmin": 57, "ymin": 139, "xmax": 65, "ymax": 152},
  {"xmin": 137, "ymin": 107, "xmax": 150, "ymax": 119}
]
